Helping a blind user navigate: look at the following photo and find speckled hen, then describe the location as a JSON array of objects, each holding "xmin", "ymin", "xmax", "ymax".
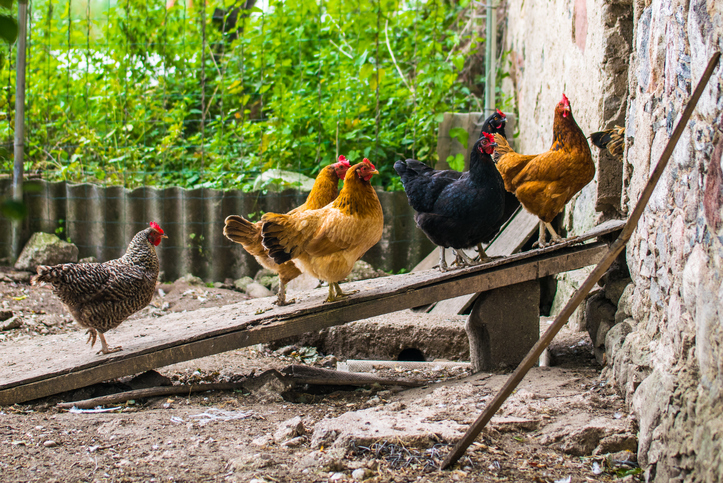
[{"xmin": 31, "ymin": 222, "xmax": 167, "ymax": 355}]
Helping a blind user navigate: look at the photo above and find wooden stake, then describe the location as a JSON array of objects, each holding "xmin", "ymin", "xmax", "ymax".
[{"xmin": 441, "ymin": 51, "xmax": 721, "ymax": 470}]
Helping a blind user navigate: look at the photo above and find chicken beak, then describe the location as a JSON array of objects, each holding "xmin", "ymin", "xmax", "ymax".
[
  {"xmin": 371, "ymin": 169, "xmax": 379, "ymax": 175},
  {"xmin": 161, "ymin": 234, "xmax": 169, "ymax": 239},
  {"xmin": 490, "ymin": 142, "xmax": 498, "ymax": 148}
]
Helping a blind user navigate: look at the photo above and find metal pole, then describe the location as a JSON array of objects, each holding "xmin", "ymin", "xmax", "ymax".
[
  {"xmin": 484, "ymin": 2, "xmax": 496, "ymax": 113},
  {"xmin": 12, "ymin": 0, "xmax": 29, "ymax": 259}
]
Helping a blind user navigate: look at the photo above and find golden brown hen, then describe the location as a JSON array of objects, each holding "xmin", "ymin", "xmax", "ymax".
[
  {"xmin": 261, "ymin": 158, "xmax": 384, "ymax": 303},
  {"xmin": 31, "ymin": 222, "xmax": 167, "ymax": 355},
  {"xmin": 223, "ymin": 156, "xmax": 350, "ymax": 305},
  {"xmin": 494, "ymin": 94, "xmax": 594, "ymax": 246}
]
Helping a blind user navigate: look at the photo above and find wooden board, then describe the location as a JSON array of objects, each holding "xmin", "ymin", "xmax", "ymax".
[
  {"xmin": 429, "ymin": 208, "xmax": 539, "ymax": 314},
  {"xmin": 0, "ymin": 228, "xmax": 620, "ymax": 405}
]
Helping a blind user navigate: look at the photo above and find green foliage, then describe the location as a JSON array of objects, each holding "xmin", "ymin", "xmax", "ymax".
[
  {"xmin": 446, "ymin": 152, "xmax": 464, "ymax": 172},
  {"xmin": 0, "ymin": 0, "xmax": 500, "ymax": 191}
]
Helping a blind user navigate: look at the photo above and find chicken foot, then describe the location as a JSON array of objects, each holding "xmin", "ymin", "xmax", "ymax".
[
  {"xmin": 535, "ymin": 221, "xmax": 564, "ymax": 248},
  {"xmin": 324, "ymin": 282, "xmax": 358, "ymax": 303},
  {"xmin": 453, "ymin": 249, "xmax": 478, "ymax": 268},
  {"xmin": 273, "ymin": 281, "xmax": 295, "ymax": 307},
  {"xmin": 86, "ymin": 329, "xmax": 122, "ymax": 355},
  {"xmin": 438, "ymin": 247, "xmax": 449, "ymax": 272}
]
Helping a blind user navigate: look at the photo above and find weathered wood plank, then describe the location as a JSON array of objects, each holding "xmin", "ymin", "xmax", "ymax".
[
  {"xmin": 429, "ymin": 218, "xmax": 625, "ymax": 315},
  {"xmin": 0, "ymin": 239, "xmax": 610, "ymax": 406}
]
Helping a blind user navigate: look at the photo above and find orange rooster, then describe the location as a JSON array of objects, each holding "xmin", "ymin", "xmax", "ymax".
[
  {"xmin": 494, "ymin": 94, "xmax": 594, "ymax": 246},
  {"xmin": 224, "ymin": 156, "xmax": 351, "ymax": 305},
  {"xmin": 261, "ymin": 158, "xmax": 384, "ymax": 303}
]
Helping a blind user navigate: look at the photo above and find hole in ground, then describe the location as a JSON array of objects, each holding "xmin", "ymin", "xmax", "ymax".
[{"xmin": 397, "ymin": 348, "xmax": 426, "ymax": 362}]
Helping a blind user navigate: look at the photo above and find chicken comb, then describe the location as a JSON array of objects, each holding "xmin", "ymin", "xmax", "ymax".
[
  {"xmin": 362, "ymin": 158, "xmax": 376, "ymax": 170},
  {"xmin": 336, "ymin": 155, "xmax": 351, "ymax": 168},
  {"xmin": 481, "ymin": 132, "xmax": 496, "ymax": 143},
  {"xmin": 496, "ymin": 108, "xmax": 505, "ymax": 117},
  {"xmin": 561, "ymin": 93, "xmax": 570, "ymax": 106},
  {"xmin": 149, "ymin": 221, "xmax": 164, "ymax": 234}
]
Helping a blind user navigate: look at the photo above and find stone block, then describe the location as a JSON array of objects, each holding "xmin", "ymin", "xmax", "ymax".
[
  {"xmin": 14, "ymin": 232, "xmax": 79, "ymax": 272},
  {"xmin": 465, "ymin": 280, "xmax": 540, "ymax": 372}
]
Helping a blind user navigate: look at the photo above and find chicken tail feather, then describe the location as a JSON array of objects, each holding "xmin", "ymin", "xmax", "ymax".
[
  {"xmin": 261, "ymin": 213, "xmax": 298, "ymax": 265},
  {"xmin": 31, "ymin": 265, "xmax": 62, "ymax": 286}
]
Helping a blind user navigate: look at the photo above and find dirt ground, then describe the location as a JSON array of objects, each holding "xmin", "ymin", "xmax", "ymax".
[{"xmin": 0, "ymin": 269, "xmax": 642, "ymax": 483}]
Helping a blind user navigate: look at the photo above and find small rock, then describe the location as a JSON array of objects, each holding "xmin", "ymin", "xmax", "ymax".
[
  {"xmin": 1, "ymin": 316, "xmax": 22, "ymax": 331},
  {"xmin": 233, "ymin": 276, "xmax": 254, "ymax": 292},
  {"xmin": 320, "ymin": 355, "xmax": 338, "ymax": 368},
  {"xmin": 0, "ymin": 310, "xmax": 13, "ymax": 321},
  {"xmin": 352, "ymin": 468, "xmax": 368, "ymax": 481},
  {"xmin": 6, "ymin": 271, "xmax": 33, "ymax": 283},
  {"xmin": 255, "ymin": 268, "xmax": 279, "ymax": 290},
  {"xmin": 274, "ymin": 416, "xmax": 306, "ymax": 443},
  {"xmin": 79, "ymin": 256, "xmax": 98, "ymax": 264},
  {"xmin": 281, "ymin": 436, "xmax": 306, "ymax": 448},
  {"xmin": 246, "ymin": 282, "xmax": 273, "ymax": 298},
  {"xmin": 330, "ymin": 473, "xmax": 345, "ymax": 481},
  {"xmin": 251, "ymin": 435, "xmax": 273, "ymax": 447},
  {"xmin": 14, "ymin": 232, "xmax": 79, "ymax": 271},
  {"xmin": 176, "ymin": 273, "xmax": 204, "ymax": 285},
  {"xmin": 43, "ymin": 440, "xmax": 58, "ymax": 448}
]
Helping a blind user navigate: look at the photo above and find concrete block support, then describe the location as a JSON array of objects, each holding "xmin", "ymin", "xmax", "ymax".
[{"xmin": 465, "ymin": 280, "xmax": 540, "ymax": 372}]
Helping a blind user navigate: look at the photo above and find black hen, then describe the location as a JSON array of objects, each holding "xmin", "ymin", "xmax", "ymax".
[
  {"xmin": 395, "ymin": 133, "xmax": 505, "ymax": 271},
  {"xmin": 478, "ymin": 108, "xmax": 507, "ymax": 138}
]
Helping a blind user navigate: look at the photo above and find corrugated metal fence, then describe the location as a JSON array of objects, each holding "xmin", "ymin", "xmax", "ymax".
[{"xmin": 0, "ymin": 179, "xmax": 433, "ymax": 282}]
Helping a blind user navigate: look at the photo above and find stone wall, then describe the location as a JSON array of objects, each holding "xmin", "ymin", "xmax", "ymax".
[
  {"xmin": 501, "ymin": 0, "xmax": 723, "ymax": 481},
  {"xmin": 612, "ymin": 0, "xmax": 723, "ymax": 480}
]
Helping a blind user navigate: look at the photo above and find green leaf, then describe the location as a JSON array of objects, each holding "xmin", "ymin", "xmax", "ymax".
[
  {"xmin": 446, "ymin": 153, "xmax": 464, "ymax": 172},
  {"xmin": 359, "ymin": 63, "xmax": 374, "ymax": 80},
  {"xmin": 0, "ymin": 14, "xmax": 18, "ymax": 46},
  {"xmin": 449, "ymin": 127, "xmax": 469, "ymax": 149},
  {"xmin": 0, "ymin": 0, "xmax": 14, "ymax": 10}
]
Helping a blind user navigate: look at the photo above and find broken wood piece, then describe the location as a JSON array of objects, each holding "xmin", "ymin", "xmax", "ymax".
[
  {"xmin": 338, "ymin": 360, "xmax": 471, "ymax": 372},
  {"xmin": 56, "ymin": 382, "xmax": 248, "ymax": 410},
  {"xmin": 280, "ymin": 364, "xmax": 424, "ymax": 387}
]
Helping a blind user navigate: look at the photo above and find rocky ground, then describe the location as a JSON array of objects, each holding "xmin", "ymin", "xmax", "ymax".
[{"xmin": 0, "ymin": 267, "xmax": 642, "ymax": 483}]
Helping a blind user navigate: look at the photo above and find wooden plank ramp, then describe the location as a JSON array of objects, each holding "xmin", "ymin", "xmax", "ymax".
[{"xmin": 0, "ymin": 220, "xmax": 625, "ymax": 406}]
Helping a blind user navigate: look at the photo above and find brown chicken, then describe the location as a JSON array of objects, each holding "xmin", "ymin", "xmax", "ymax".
[
  {"xmin": 494, "ymin": 94, "xmax": 594, "ymax": 246},
  {"xmin": 223, "ymin": 156, "xmax": 351, "ymax": 305},
  {"xmin": 261, "ymin": 158, "xmax": 384, "ymax": 303},
  {"xmin": 590, "ymin": 125, "xmax": 625, "ymax": 161},
  {"xmin": 31, "ymin": 222, "xmax": 167, "ymax": 355}
]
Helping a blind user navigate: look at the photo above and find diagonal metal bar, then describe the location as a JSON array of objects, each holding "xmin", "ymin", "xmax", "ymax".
[{"xmin": 442, "ymin": 51, "xmax": 721, "ymax": 469}]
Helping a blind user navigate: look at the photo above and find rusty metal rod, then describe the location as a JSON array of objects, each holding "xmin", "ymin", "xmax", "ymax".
[{"xmin": 442, "ymin": 51, "xmax": 721, "ymax": 469}]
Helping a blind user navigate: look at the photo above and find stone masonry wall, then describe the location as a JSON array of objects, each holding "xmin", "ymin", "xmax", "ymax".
[
  {"xmin": 501, "ymin": 0, "xmax": 723, "ymax": 481},
  {"xmin": 612, "ymin": 0, "xmax": 723, "ymax": 481}
]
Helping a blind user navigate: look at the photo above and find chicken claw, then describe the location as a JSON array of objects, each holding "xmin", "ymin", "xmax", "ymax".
[
  {"xmin": 535, "ymin": 221, "xmax": 564, "ymax": 248},
  {"xmin": 324, "ymin": 282, "xmax": 358, "ymax": 303},
  {"xmin": 272, "ymin": 282, "xmax": 296, "ymax": 306},
  {"xmin": 454, "ymin": 249, "xmax": 479, "ymax": 268},
  {"xmin": 96, "ymin": 333, "xmax": 122, "ymax": 355},
  {"xmin": 437, "ymin": 247, "xmax": 450, "ymax": 272}
]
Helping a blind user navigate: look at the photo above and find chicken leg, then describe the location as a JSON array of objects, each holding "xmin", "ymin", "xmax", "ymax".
[
  {"xmin": 324, "ymin": 282, "xmax": 358, "ymax": 303},
  {"xmin": 438, "ymin": 247, "xmax": 449, "ymax": 272},
  {"xmin": 97, "ymin": 333, "xmax": 122, "ymax": 355},
  {"xmin": 453, "ymin": 249, "xmax": 478, "ymax": 268},
  {"xmin": 87, "ymin": 329, "xmax": 122, "ymax": 355},
  {"xmin": 273, "ymin": 281, "xmax": 295, "ymax": 306},
  {"xmin": 535, "ymin": 221, "xmax": 564, "ymax": 248}
]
